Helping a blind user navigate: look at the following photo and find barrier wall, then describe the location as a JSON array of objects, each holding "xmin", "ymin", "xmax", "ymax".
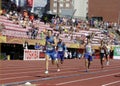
[{"xmin": 24, "ymin": 49, "xmax": 45, "ymax": 60}]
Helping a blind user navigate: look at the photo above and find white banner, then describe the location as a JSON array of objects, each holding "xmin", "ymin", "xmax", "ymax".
[
  {"xmin": 113, "ymin": 46, "xmax": 120, "ymax": 59},
  {"xmin": 24, "ymin": 49, "xmax": 45, "ymax": 60}
]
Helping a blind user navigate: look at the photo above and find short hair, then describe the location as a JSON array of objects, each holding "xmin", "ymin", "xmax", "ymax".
[{"xmin": 48, "ymin": 30, "xmax": 53, "ymax": 33}]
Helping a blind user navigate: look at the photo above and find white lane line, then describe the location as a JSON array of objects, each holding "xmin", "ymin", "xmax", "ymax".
[
  {"xmin": 0, "ymin": 68, "xmax": 106, "ymax": 80},
  {"xmin": 0, "ymin": 68, "xmax": 83, "ymax": 80},
  {"xmin": 0, "ymin": 76, "xmax": 32, "ymax": 80},
  {"xmin": 0, "ymin": 65, "xmax": 120, "ymax": 76},
  {"xmin": 0, "ymin": 65, "xmax": 120, "ymax": 81},
  {"xmin": 102, "ymin": 80, "xmax": 120, "ymax": 86},
  {"xmin": 3, "ymin": 68, "xmax": 120, "ymax": 86},
  {"xmin": 0, "ymin": 64, "xmax": 74, "ymax": 70},
  {"xmin": 0, "ymin": 68, "xmax": 87, "ymax": 80},
  {"xmin": 0, "ymin": 67, "xmax": 79, "ymax": 76},
  {"xmin": 0, "ymin": 65, "xmax": 79, "ymax": 72},
  {"xmin": 56, "ymin": 72, "xmax": 120, "ymax": 85}
]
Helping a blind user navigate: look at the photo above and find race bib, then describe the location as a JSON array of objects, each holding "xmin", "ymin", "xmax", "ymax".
[
  {"xmin": 58, "ymin": 47, "xmax": 63, "ymax": 51},
  {"xmin": 101, "ymin": 49, "xmax": 104, "ymax": 53},
  {"xmin": 46, "ymin": 45, "xmax": 53, "ymax": 50}
]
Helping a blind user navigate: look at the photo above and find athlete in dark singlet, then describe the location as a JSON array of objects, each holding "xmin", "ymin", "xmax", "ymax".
[{"xmin": 56, "ymin": 38, "xmax": 67, "ymax": 71}]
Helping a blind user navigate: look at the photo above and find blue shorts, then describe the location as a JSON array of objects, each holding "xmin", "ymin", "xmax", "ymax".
[
  {"xmin": 46, "ymin": 50, "xmax": 57, "ymax": 60},
  {"xmin": 84, "ymin": 53, "xmax": 93, "ymax": 61},
  {"xmin": 57, "ymin": 51, "xmax": 64, "ymax": 61}
]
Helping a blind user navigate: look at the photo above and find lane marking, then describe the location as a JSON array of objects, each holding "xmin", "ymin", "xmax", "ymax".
[
  {"xmin": 0, "ymin": 60, "xmax": 81, "ymax": 69},
  {"xmin": 0, "ymin": 76, "xmax": 32, "ymax": 80},
  {"xmin": 56, "ymin": 72, "xmax": 120, "ymax": 85},
  {"xmin": 0, "ymin": 65, "xmax": 120, "ymax": 80},
  {"xmin": 0, "ymin": 59, "xmax": 118, "ymax": 69},
  {"xmin": 0, "ymin": 65, "xmax": 120, "ymax": 76},
  {"xmin": 0, "ymin": 67, "xmax": 80, "ymax": 76},
  {"xmin": 3, "ymin": 67, "xmax": 120, "ymax": 86},
  {"xmin": 102, "ymin": 80, "xmax": 120, "ymax": 86},
  {"xmin": 0, "ymin": 67, "xmax": 91, "ymax": 80},
  {"xmin": 0, "ymin": 64, "xmax": 78, "ymax": 70}
]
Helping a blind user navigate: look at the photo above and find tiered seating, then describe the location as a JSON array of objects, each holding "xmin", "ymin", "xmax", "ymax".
[
  {"xmin": 2, "ymin": 29, "xmax": 28, "ymax": 38},
  {"xmin": 89, "ymin": 28, "xmax": 103, "ymax": 45},
  {"xmin": 0, "ymin": 15, "xmax": 52, "ymax": 39},
  {"xmin": 57, "ymin": 26, "xmax": 104, "ymax": 44},
  {"xmin": 0, "ymin": 15, "xmax": 116, "ymax": 46}
]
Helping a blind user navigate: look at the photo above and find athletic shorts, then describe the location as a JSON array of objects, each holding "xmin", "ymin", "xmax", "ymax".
[
  {"xmin": 57, "ymin": 51, "xmax": 64, "ymax": 61},
  {"xmin": 84, "ymin": 53, "xmax": 93, "ymax": 61},
  {"xmin": 100, "ymin": 53, "xmax": 105, "ymax": 60},
  {"xmin": 46, "ymin": 50, "xmax": 56, "ymax": 60}
]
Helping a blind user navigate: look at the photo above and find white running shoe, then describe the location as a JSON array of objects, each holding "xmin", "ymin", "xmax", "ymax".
[
  {"xmin": 106, "ymin": 61, "xmax": 109, "ymax": 65},
  {"xmin": 45, "ymin": 70, "xmax": 49, "ymax": 74},
  {"xmin": 57, "ymin": 69, "xmax": 60, "ymax": 72}
]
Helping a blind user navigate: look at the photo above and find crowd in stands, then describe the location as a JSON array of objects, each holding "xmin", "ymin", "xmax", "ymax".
[
  {"xmin": 0, "ymin": 23, "xmax": 6, "ymax": 32},
  {"xmin": 49, "ymin": 16, "xmax": 120, "ymax": 45},
  {"xmin": 0, "ymin": 1, "xmax": 120, "ymax": 60},
  {"xmin": 0, "ymin": 0, "xmax": 120, "ymax": 46}
]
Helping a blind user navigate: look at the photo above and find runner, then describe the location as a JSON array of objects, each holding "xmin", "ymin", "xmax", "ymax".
[
  {"xmin": 56, "ymin": 38, "xmax": 67, "ymax": 72},
  {"xmin": 105, "ymin": 42, "xmax": 111, "ymax": 65},
  {"xmin": 99, "ymin": 40, "xmax": 106, "ymax": 69},
  {"xmin": 83, "ymin": 39, "xmax": 93, "ymax": 72},
  {"xmin": 44, "ymin": 30, "xmax": 57, "ymax": 74}
]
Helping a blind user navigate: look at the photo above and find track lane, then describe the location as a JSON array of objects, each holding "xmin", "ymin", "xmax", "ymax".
[{"xmin": 0, "ymin": 59, "xmax": 120, "ymax": 86}]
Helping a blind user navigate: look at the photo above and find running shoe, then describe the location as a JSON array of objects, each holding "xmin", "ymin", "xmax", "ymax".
[
  {"xmin": 45, "ymin": 70, "xmax": 49, "ymax": 74},
  {"xmin": 106, "ymin": 61, "xmax": 109, "ymax": 65},
  {"xmin": 57, "ymin": 69, "xmax": 60, "ymax": 72}
]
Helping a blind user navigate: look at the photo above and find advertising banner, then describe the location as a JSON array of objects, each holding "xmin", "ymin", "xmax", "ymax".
[
  {"xmin": 24, "ymin": 49, "xmax": 45, "ymax": 60},
  {"xmin": 0, "ymin": 36, "xmax": 6, "ymax": 43},
  {"xmin": 113, "ymin": 46, "xmax": 120, "ymax": 59}
]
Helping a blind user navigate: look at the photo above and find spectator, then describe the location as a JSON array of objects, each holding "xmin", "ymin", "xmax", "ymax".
[
  {"xmin": 23, "ymin": 41, "xmax": 28, "ymax": 49},
  {"xmin": 34, "ymin": 43, "xmax": 40, "ymax": 50},
  {"xmin": 0, "ymin": 23, "xmax": 6, "ymax": 32},
  {"xmin": 40, "ymin": 31, "xmax": 45, "ymax": 39},
  {"xmin": 29, "ymin": 13, "xmax": 34, "ymax": 22},
  {"xmin": 22, "ymin": 17, "xmax": 29, "ymax": 28},
  {"xmin": 31, "ymin": 26, "xmax": 38, "ymax": 39},
  {"xmin": 39, "ymin": 43, "xmax": 44, "ymax": 51}
]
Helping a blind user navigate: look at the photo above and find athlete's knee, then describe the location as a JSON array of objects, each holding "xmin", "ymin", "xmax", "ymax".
[{"xmin": 45, "ymin": 55, "xmax": 49, "ymax": 61}]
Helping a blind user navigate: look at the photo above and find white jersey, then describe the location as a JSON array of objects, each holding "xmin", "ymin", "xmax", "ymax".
[{"xmin": 85, "ymin": 44, "xmax": 92, "ymax": 54}]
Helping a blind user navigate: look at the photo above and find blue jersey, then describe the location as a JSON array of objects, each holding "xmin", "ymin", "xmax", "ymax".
[
  {"xmin": 57, "ymin": 42, "xmax": 66, "ymax": 52},
  {"xmin": 46, "ymin": 36, "xmax": 55, "ymax": 51}
]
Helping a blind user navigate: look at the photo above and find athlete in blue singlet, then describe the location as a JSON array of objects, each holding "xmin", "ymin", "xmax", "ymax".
[
  {"xmin": 56, "ymin": 38, "xmax": 67, "ymax": 71},
  {"xmin": 45, "ymin": 30, "xmax": 57, "ymax": 74}
]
